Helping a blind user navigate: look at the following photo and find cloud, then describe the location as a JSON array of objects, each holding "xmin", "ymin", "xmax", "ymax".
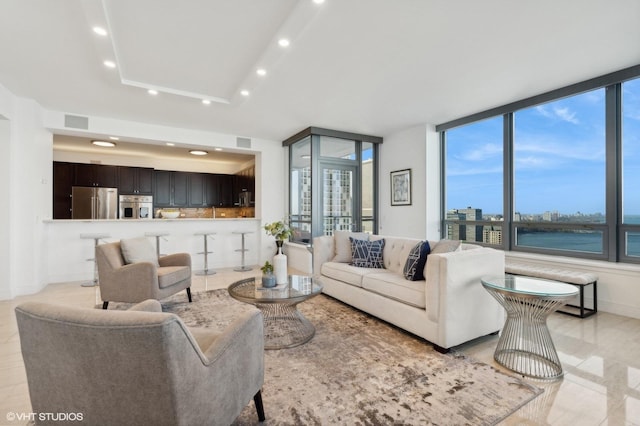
[
  {"xmin": 554, "ymin": 107, "xmax": 579, "ymax": 124},
  {"xmin": 458, "ymin": 143, "xmax": 501, "ymax": 161},
  {"xmin": 534, "ymin": 105, "xmax": 579, "ymax": 124}
]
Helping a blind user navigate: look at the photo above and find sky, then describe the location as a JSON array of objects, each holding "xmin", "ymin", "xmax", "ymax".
[{"xmin": 446, "ymin": 78, "xmax": 640, "ymax": 217}]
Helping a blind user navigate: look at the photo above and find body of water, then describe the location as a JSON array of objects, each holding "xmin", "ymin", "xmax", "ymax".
[{"xmin": 517, "ymin": 231, "xmax": 640, "ymax": 256}]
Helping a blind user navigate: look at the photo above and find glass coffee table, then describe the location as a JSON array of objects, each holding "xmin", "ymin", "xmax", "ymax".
[
  {"xmin": 481, "ymin": 275, "xmax": 579, "ymax": 380},
  {"xmin": 228, "ymin": 275, "xmax": 323, "ymax": 350}
]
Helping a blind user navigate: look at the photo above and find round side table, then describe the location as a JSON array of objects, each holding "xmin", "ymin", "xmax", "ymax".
[{"xmin": 481, "ymin": 275, "xmax": 578, "ymax": 380}]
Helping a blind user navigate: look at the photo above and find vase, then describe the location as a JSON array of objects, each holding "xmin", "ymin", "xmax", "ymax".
[
  {"xmin": 273, "ymin": 246, "xmax": 288, "ymax": 285},
  {"xmin": 275, "ymin": 239, "xmax": 284, "ymax": 256},
  {"xmin": 261, "ymin": 273, "xmax": 276, "ymax": 288}
]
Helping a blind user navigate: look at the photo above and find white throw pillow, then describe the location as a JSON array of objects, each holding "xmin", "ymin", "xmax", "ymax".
[
  {"xmin": 120, "ymin": 237, "xmax": 159, "ymax": 266},
  {"xmin": 332, "ymin": 231, "xmax": 369, "ymax": 263},
  {"xmin": 431, "ymin": 239, "xmax": 462, "ymax": 254}
]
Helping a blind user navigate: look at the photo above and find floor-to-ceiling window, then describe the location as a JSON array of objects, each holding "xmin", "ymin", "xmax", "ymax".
[
  {"xmin": 284, "ymin": 128, "xmax": 381, "ymax": 244},
  {"xmin": 439, "ymin": 65, "xmax": 640, "ymax": 263}
]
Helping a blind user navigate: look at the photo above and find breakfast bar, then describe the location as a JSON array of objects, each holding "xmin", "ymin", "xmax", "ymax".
[{"xmin": 44, "ymin": 218, "xmax": 262, "ymax": 284}]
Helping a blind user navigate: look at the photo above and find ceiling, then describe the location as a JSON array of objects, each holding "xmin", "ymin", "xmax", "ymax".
[{"xmin": 1, "ymin": 0, "xmax": 639, "ymax": 146}]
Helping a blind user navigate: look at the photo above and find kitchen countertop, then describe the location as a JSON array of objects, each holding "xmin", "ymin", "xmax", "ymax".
[{"xmin": 44, "ymin": 217, "xmax": 259, "ymax": 223}]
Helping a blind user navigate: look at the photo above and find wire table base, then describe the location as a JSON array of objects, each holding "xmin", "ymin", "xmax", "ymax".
[
  {"xmin": 256, "ymin": 302, "xmax": 316, "ymax": 350},
  {"xmin": 227, "ymin": 276, "xmax": 323, "ymax": 350},
  {"xmin": 482, "ymin": 276, "xmax": 579, "ymax": 380}
]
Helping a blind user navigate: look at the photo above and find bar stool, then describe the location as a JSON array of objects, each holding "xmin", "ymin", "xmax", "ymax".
[
  {"xmin": 194, "ymin": 231, "xmax": 216, "ymax": 276},
  {"xmin": 233, "ymin": 231, "xmax": 253, "ymax": 272},
  {"xmin": 144, "ymin": 231, "xmax": 169, "ymax": 258},
  {"xmin": 80, "ymin": 233, "xmax": 111, "ymax": 288}
]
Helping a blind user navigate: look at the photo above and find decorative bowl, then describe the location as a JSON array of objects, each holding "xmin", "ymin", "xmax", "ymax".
[{"xmin": 162, "ymin": 211, "xmax": 180, "ymax": 219}]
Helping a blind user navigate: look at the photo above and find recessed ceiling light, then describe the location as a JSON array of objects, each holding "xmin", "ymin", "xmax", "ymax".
[
  {"xmin": 189, "ymin": 150, "xmax": 208, "ymax": 156},
  {"xmin": 202, "ymin": 99, "xmax": 211, "ymax": 105},
  {"xmin": 256, "ymin": 68, "xmax": 267, "ymax": 76},
  {"xmin": 148, "ymin": 89, "xmax": 158, "ymax": 95},
  {"xmin": 92, "ymin": 140, "xmax": 116, "ymax": 147},
  {"xmin": 103, "ymin": 60, "xmax": 116, "ymax": 69},
  {"xmin": 240, "ymin": 90, "xmax": 250, "ymax": 97},
  {"xmin": 109, "ymin": 136, "xmax": 119, "ymax": 140},
  {"xmin": 166, "ymin": 142, "xmax": 175, "ymax": 146},
  {"xmin": 92, "ymin": 26, "xmax": 108, "ymax": 36},
  {"xmin": 278, "ymin": 38, "xmax": 290, "ymax": 47},
  {"xmin": 313, "ymin": 0, "xmax": 325, "ymax": 4}
]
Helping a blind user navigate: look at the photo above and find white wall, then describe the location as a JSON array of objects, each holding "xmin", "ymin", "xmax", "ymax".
[
  {"xmin": 0, "ymin": 112, "xmax": 10, "ymax": 300},
  {"xmin": 379, "ymin": 124, "xmax": 440, "ymax": 239}
]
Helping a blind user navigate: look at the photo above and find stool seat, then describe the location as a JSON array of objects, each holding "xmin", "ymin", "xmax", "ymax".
[
  {"xmin": 194, "ymin": 232, "xmax": 216, "ymax": 276},
  {"xmin": 233, "ymin": 231, "xmax": 254, "ymax": 272},
  {"xmin": 145, "ymin": 232, "xmax": 170, "ymax": 258}
]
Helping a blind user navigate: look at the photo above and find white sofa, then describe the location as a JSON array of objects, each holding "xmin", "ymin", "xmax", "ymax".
[{"xmin": 313, "ymin": 233, "xmax": 505, "ymax": 352}]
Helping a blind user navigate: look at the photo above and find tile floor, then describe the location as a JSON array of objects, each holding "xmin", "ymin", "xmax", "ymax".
[{"xmin": 1, "ymin": 270, "xmax": 639, "ymax": 425}]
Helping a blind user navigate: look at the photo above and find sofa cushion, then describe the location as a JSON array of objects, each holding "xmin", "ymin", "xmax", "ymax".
[
  {"xmin": 321, "ymin": 262, "xmax": 371, "ymax": 288},
  {"xmin": 120, "ymin": 237, "xmax": 159, "ymax": 266},
  {"xmin": 403, "ymin": 241, "xmax": 431, "ymax": 281},
  {"xmin": 157, "ymin": 266, "xmax": 191, "ymax": 289},
  {"xmin": 333, "ymin": 231, "xmax": 369, "ymax": 263},
  {"xmin": 362, "ymin": 271, "xmax": 426, "ymax": 309},
  {"xmin": 431, "ymin": 239, "xmax": 461, "ymax": 254},
  {"xmin": 351, "ymin": 238, "xmax": 385, "ymax": 268}
]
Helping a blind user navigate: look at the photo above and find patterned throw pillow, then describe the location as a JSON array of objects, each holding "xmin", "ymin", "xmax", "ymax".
[
  {"xmin": 403, "ymin": 241, "xmax": 431, "ymax": 281},
  {"xmin": 350, "ymin": 237, "xmax": 385, "ymax": 268}
]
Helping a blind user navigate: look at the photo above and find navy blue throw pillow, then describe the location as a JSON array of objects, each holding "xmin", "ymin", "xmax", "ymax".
[
  {"xmin": 403, "ymin": 241, "xmax": 431, "ymax": 281},
  {"xmin": 350, "ymin": 237, "xmax": 385, "ymax": 268}
]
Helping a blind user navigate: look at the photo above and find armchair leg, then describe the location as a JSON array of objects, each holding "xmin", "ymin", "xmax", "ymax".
[
  {"xmin": 253, "ymin": 390, "xmax": 265, "ymax": 422},
  {"xmin": 186, "ymin": 287, "xmax": 192, "ymax": 303},
  {"xmin": 102, "ymin": 301, "xmax": 109, "ymax": 310}
]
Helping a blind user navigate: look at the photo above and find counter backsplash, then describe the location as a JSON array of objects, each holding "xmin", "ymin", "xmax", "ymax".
[{"xmin": 155, "ymin": 207, "xmax": 254, "ymax": 219}]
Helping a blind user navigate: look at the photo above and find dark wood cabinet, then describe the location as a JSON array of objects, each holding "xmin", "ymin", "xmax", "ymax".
[
  {"xmin": 154, "ymin": 170, "xmax": 189, "ymax": 207},
  {"xmin": 118, "ymin": 167, "xmax": 153, "ymax": 195},
  {"xmin": 74, "ymin": 163, "xmax": 117, "ymax": 187},
  {"xmin": 53, "ymin": 162, "xmax": 74, "ymax": 219},
  {"xmin": 219, "ymin": 174, "xmax": 235, "ymax": 207},
  {"xmin": 188, "ymin": 173, "xmax": 206, "ymax": 207}
]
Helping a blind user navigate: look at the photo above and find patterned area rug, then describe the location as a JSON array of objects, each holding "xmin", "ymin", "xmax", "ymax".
[{"xmin": 125, "ymin": 290, "xmax": 542, "ymax": 425}]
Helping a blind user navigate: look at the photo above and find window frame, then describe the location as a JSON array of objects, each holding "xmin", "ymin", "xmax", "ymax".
[{"xmin": 438, "ymin": 65, "xmax": 640, "ymax": 263}]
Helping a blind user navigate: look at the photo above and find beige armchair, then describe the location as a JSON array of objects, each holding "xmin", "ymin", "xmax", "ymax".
[
  {"xmin": 15, "ymin": 299, "xmax": 266, "ymax": 426},
  {"xmin": 96, "ymin": 239, "xmax": 192, "ymax": 309}
]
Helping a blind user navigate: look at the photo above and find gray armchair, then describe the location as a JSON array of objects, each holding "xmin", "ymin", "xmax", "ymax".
[
  {"xmin": 15, "ymin": 299, "xmax": 265, "ymax": 426},
  {"xmin": 96, "ymin": 240, "xmax": 192, "ymax": 309}
]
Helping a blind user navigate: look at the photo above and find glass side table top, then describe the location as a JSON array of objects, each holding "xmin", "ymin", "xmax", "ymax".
[
  {"xmin": 228, "ymin": 275, "xmax": 322, "ymax": 304},
  {"xmin": 481, "ymin": 275, "xmax": 579, "ymax": 298}
]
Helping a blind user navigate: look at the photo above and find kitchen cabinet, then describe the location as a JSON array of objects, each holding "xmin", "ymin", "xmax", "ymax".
[
  {"xmin": 53, "ymin": 162, "xmax": 74, "ymax": 219},
  {"xmin": 188, "ymin": 173, "xmax": 206, "ymax": 207},
  {"xmin": 154, "ymin": 170, "xmax": 189, "ymax": 207},
  {"xmin": 204, "ymin": 174, "xmax": 235, "ymax": 207},
  {"xmin": 118, "ymin": 167, "xmax": 153, "ymax": 195},
  {"xmin": 235, "ymin": 165, "xmax": 255, "ymax": 205},
  {"xmin": 74, "ymin": 163, "xmax": 117, "ymax": 187}
]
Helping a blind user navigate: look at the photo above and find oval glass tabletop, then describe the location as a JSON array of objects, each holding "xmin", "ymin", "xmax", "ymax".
[
  {"xmin": 228, "ymin": 275, "xmax": 323, "ymax": 304},
  {"xmin": 481, "ymin": 275, "xmax": 579, "ymax": 297}
]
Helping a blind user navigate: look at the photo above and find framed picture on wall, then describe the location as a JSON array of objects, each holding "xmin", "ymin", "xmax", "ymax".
[{"xmin": 390, "ymin": 169, "xmax": 411, "ymax": 206}]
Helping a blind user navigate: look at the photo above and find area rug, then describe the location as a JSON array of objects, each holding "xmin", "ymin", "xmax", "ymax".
[{"xmin": 115, "ymin": 290, "xmax": 542, "ymax": 425}]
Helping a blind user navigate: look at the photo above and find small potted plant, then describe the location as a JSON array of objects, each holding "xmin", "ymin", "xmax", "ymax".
[
  {"xmin": 260, "ymin": 261, "xmax": 276, "ymax": 288},
  {"xmin": 264, "ymin": 220, "xmax": 293, "ymax": 250}
]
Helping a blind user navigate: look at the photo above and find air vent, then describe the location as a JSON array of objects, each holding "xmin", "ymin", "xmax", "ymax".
[
  {"xmin": 64, "ymin": 114, "xmax": 89, "ymax": 130},
  {"xmin": 236, "ymin": 137, "xmax": 251, "ymax": 148}
]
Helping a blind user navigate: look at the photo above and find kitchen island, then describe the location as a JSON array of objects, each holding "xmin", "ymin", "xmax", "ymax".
[{"xmin": 44, "ymin": 218, "xmax": 263, "ymax": 284}]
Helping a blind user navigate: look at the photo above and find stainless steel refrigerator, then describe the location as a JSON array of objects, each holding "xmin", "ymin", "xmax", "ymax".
[{"xmin": 71, "ymin": 187, "xmax": 118, "ymax": 219}]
